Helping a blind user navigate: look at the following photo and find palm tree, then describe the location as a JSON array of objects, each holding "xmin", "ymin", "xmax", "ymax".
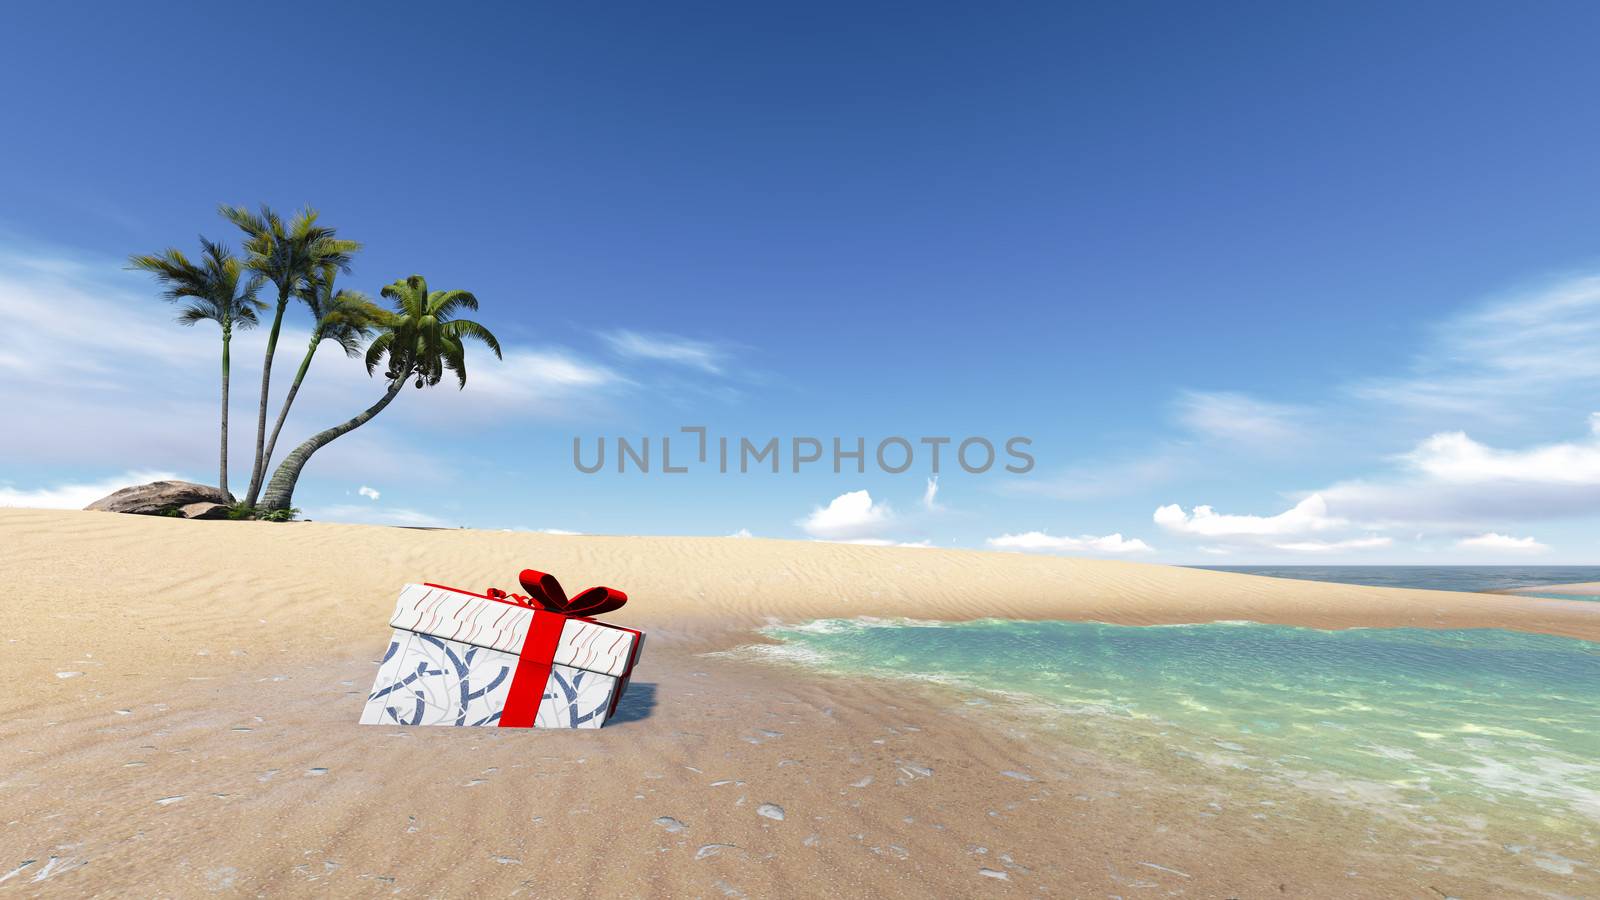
[
  {"xmin": 220, "ymin": 204, "xmax": 361, "ymax": 508},
  {"xmin": 256, "ymin": 264, "xmax": 386, "ymax": 486},
  {"xmin": 129, "ymin": 238, "xmax": 266, "ymax": 497},
  {"xmin": 259, "ymin": 275, "xmax": 501, "ymax": 512}
]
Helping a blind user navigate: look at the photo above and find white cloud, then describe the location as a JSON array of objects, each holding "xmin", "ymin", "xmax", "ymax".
[
  {"xmin": 1316, "ymin": 414, "xmax": 1600, "ymax": 526},
  {"xmin": 799, "ymin": 490, "xmax": 894, "ymax": 540},
  {"xmin": 727, "ymin": 528, "xmax": 754, "ymax": 538},
  {"xmin": 0, "ymin": 250, "xmax": 213, "ymax": 388},
  {"xmin": 487, "ymin": 349, "xmax": 624, "ymax": 391},
  {"xmin": 411, "ymin": 348, "xmax": 629, "ymax": 421},
  {"xmin": 1136, "ymin": 276, "xmax": 1600, "ymax": 559},
  {"xmin": 1456, "ymin": 532, "xmax": 1548, "ymax": 552},
  {"xmin": 1354, "ymin": 274, "xmax": 1600, "ymax": 419},
  {"xmin": 0, "ymin": 470, "xmax": 181, "ymax": 509},
  {"xmin": 1272, "ymin": 536, "xmax": 1392, "ymax": 553},
  {"xmin": 1153, "ymin": 494, "xmax": 1344, "ymax": 537},
  {"xmin": 601, "ymin": 330, "xmax": 727, "ymax": 374},
  {"xmin": 1158, "ymin": 415, "xmax": 1600, "ymax": 555},
  {"xmin": 1402, "ymin": 419, "xmax": 1600, "ymax": 484},
  {"xmin": 358, "ymin": 485, "xmax": 381, "ymax": 501},
  {"xmin": 1153, "ymin": 496, "xmax": 1399, "ymax": 556},
  {"xmin": 1313, "ymin": 477, "xmax": 1589, "ymax": 527},
  {"xmin": 825, "ymin": 538, "xmax": 935, "ymax": 548},
  {"xmin": 535, "ymin": 528, "xmax": 583, "ymax": 535},
  {"xmin": 798, "ymin": 476, "xmax": 950, "ymax": 547},
  {"xmin": 1176, "ymin": 390, "xmax": 1304, "ymax": 448},
  {"xmin": 304, "ymin": 505, "xmax": 451, "ymax": 527},
  {"xmin": 986, "ymin": 531, "xmax": 1153, "ymax": 554}
]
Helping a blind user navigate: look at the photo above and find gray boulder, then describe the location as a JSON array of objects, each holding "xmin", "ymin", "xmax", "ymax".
[
  {"xmin": 178, "ymin": 501, "xmax": 231, "ymax": 520},
  {"xmin": 85, "ymin": 481, "xmax": 235, "ymax": 516}
]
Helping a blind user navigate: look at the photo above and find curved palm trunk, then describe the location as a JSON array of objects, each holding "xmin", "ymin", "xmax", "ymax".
[
  {"xmin": 258, "ymin": 331, "xmax": 323, "ymax": 495},
  {"xmin": 260, "ymin": 379, "xmax": 405, "ymax": 512},
  {"xmin": 219, "ymin": 325, "xmax": 232, "ymax": 497},
  {"xmin": 244, "ymin": 287, "xmax": 291, "ymax": 507}
]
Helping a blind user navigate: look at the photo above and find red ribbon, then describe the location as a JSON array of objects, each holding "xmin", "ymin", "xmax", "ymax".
[
  {"xmin": 485, "ymin": 568, "xmax": 629, "ymax": 618},
  {"xmin": 439, "ymin": 570, "xmax": 632, "ymax": 728}
]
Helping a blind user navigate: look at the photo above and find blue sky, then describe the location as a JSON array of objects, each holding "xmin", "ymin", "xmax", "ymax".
[{"xmin": 6, "ymin": 2, "xmax": 1600, "ymax": 562}]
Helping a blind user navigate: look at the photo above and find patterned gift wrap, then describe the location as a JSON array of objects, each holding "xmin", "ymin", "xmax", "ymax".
[{"xmin": 360, "ymin": 580, "xmax": 644, "ymax": 729}]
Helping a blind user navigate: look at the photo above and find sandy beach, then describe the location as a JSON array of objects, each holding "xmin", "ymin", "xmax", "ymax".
[{"xmin": 3, "ymin": 507, "xmax": 1597, "ymax": 897}]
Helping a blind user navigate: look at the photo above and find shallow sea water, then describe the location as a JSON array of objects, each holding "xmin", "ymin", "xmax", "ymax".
[{"xmin": 752, "ymin": 618, "xmax": 1600, "ymax": 848}]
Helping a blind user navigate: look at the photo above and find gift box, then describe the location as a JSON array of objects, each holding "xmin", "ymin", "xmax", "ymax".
[{"xmin": 359, "ymin": 569, "xmax": 644, "ymax": 729}]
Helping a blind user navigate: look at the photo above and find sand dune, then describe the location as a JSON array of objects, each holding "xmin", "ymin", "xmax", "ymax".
[{"xmin": 2, "ymin": 508, "xmax": 1595, "ymax": 897}]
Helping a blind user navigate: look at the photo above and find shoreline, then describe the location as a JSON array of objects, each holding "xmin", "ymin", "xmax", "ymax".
[
  {"xmin": 1501, "ymin": 580, "xmax": 1600, "ymax": 597},
  {"xmin": 3, "ymin": 508, "xmax": 1596, "ymax": 896},
  {"xmin": 4, "ymin": 509, "xmax": 1596, "ymax": 655}
]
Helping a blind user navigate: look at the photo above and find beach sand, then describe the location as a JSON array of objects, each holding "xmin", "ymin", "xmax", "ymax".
[{"xmin": 3, "ymin": 508, "xmax": 1597, "ymax": 897}]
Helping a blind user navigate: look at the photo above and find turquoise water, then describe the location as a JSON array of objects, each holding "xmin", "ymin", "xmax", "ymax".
[
  {"xmin": 755, "ymin": 619, "xmax": 1600, "ymax": 830},
  {"xmin": 1517, "ymin": 591, "xmax": 1600, "ymax": 602}
]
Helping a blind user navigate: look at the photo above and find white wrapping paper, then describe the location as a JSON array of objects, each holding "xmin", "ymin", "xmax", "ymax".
[{"xmin": 359, "ymin": 583, "xmax": 643, "ymax": 729}]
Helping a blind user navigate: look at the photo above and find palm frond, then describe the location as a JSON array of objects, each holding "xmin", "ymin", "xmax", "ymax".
[
  {"xmin": 128, "ymin": 248, "xmax": 203, "ymax": 299},
  {"xmin": 381, "ymin": 276, "xmax": 429, "ymax": 325},
  {"xmin": 428, "ymin": 289, "xmax": 479, "ymax": 318},
  {"xmin": 442, "ymin": 319, "xmax": 502, "ymax": 359},
  {"xmin": 132, "ymin": 236, "xmax": 262, "ymax": 332},
  {"xmin": 218, "ymin": 204, "xmax": 269, "ymax": 238},
  {"xmin": 235, "ymin": 274, "xmax": 269, "ymax": 328},
  {"xmin": 176, "ymin": 303, "xmax": 219, "ymax": 326},
  {"xmin": 222, "ymin": 203, "xmax": 360, "ymax": 293},
  {"xmin": 440, "ymin": 334, "xmax": 468, "ymax": 388},
  {"xmin": 321, "ymin": 291, "xmax": 383, "ymax": 357},
  {"xmin": 311, "ymin": 235, "xmax": 362, "ymax": 274},
  {"xmin": 364, "ymin": 330, "xmax": 397, "ymax": 376},
  {"xmin": 289, "ymin": 206, "xmax": 320, "ymax": 240},
  {"xmin": 365, "ymin": 273, "xmax": 499, "ymax": 389},
  {"xmin": 295, "ymin": 263, "xmax": 337, "ymax": 320}
]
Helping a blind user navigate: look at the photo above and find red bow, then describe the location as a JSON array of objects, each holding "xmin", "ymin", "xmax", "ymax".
[{"xmin": 484, "ymin": 568, "xmax": 628, "ymax": 619}]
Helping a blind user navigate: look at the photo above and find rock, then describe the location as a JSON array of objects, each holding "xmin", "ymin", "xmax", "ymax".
[
  {"xmin": 178, "ymin": 501, "xmax": 230, "ymax": 520},
  {"xmin": 85, "ymin": 481, "xmax": 234, "ymax": 516}
]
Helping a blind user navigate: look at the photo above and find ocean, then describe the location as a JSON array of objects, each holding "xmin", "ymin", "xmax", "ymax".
[
  {"xmin": 748, "ymin": 617, "xmax": 1600, "ymax": 849},
  {"xmin": 1192, "ymin": 565, "xmax": 1600, "ymax": 596}
]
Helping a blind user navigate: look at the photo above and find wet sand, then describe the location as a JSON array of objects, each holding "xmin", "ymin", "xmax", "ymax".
[{"xmin": 3, "ymin": 508, "xmax": 1597, "ymax": 896}]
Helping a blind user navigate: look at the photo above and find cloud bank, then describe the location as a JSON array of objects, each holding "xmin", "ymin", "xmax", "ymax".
[
  {"xmin": 986, "ymin": 531, "xmax": 1153, "ymax": 554},
  {"xmin": 0, "ymin": 470, "xmax": 181, "ymax": 509}
]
